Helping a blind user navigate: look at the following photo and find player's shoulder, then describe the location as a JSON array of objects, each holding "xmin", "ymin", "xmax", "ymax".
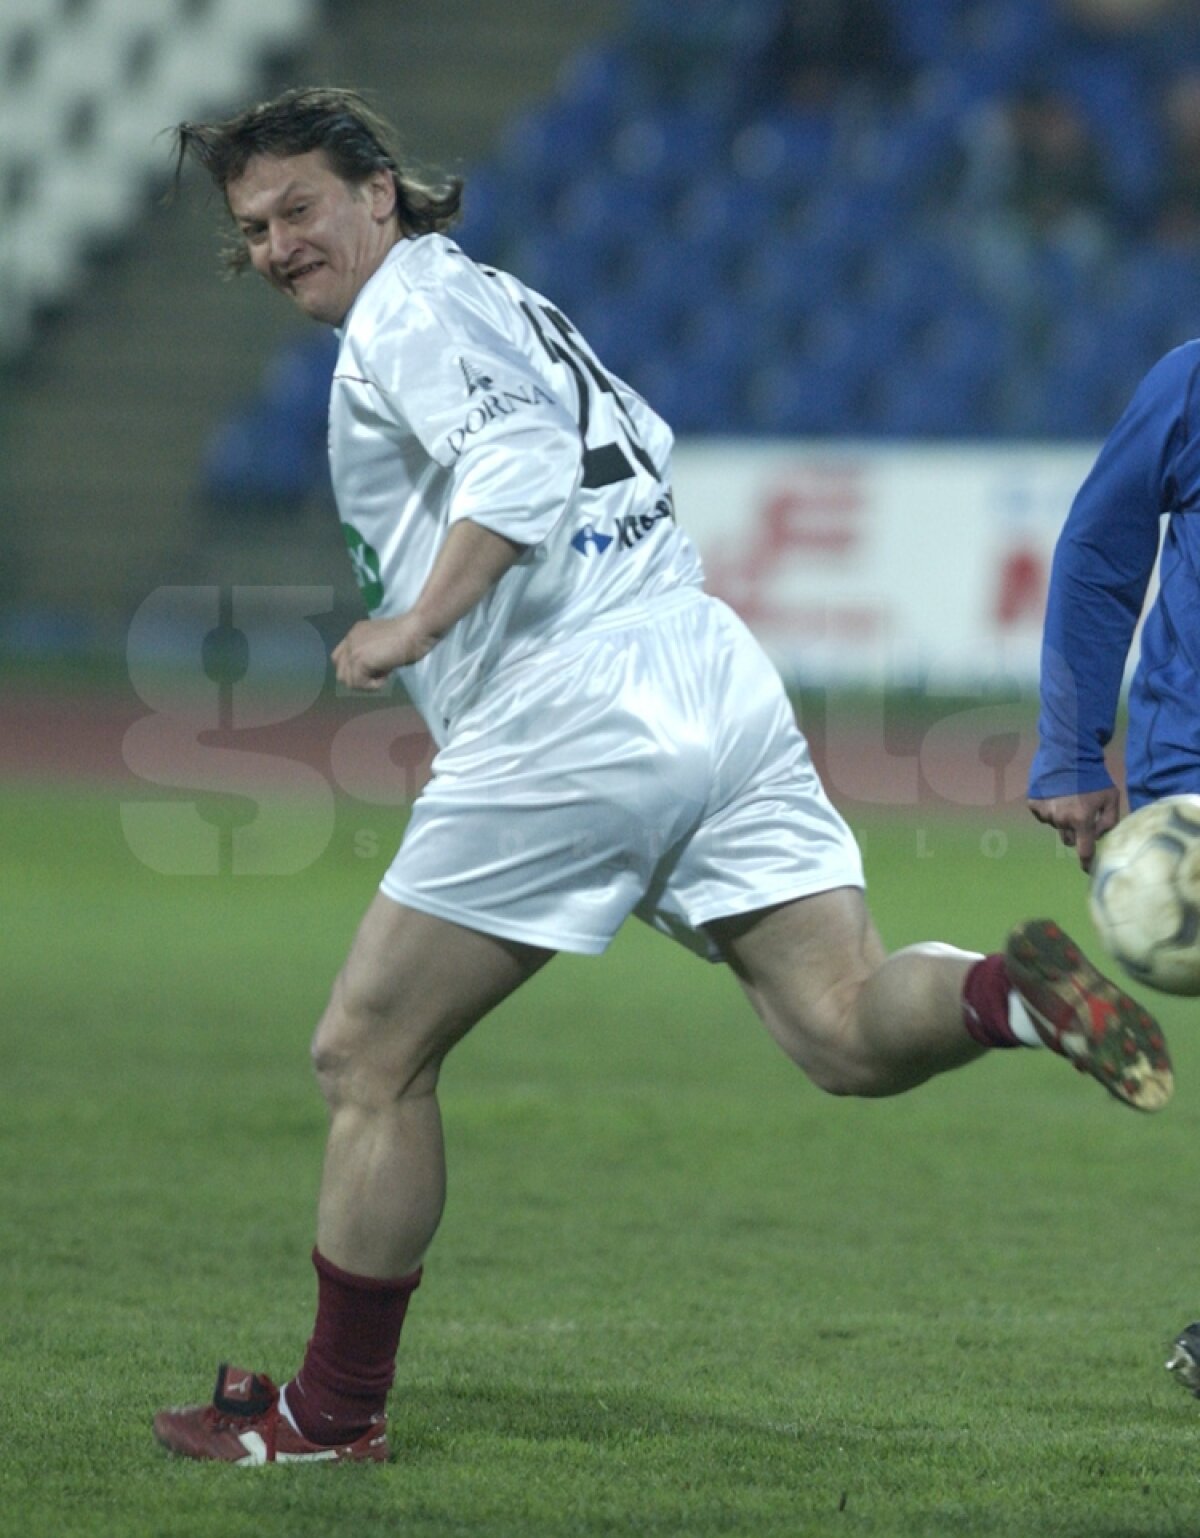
[
  {"xmin": 342, "ymin": 235, "xmax": 506, "ymax": 356},
  {"xmin": 1137, "ymin": 338, "xmax": 1200, "ymax": 400},
  {"xmin": 1111, "ymin": 339, "xmax": 1200, "ymax": 451},
  {"xmin": 374, "ymin": 234, "xmax": 494, "ymax": 310}
]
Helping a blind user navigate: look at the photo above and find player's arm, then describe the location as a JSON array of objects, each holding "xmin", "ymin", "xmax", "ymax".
[
  {"xmin": 332, "ymin": 274, "xmax": 590, "ymax": 690},
  {"xmin": 1028, "ymin": 347, "xmax": 1197, "ymax": 866},
  {"xmin": 332, "ymin": 519, "xmax": 525, "ymax": 690}
]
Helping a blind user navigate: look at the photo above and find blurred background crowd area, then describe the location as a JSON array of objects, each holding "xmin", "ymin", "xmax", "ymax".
[
  {"xmin": 3, "ymin": 0, "xmax": 1200, "ymax": 644},
  {"xmin": 480, "ymin": 0, "xmax": 1200, "ymax": 442}
]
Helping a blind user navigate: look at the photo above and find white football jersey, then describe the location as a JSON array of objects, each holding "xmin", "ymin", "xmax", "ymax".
[{"xmin": 328, "ymin": 233, "xmax": 705, "ymax": 739}]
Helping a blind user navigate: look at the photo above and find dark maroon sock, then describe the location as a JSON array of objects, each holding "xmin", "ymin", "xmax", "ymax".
[
  {"xmin": 961, "ymin": 953, "xmax": 1022, "ymax": 1048},
  {"xmin": 285, "ymin": 1248, "xmax": 422, "ymax": 1445}
]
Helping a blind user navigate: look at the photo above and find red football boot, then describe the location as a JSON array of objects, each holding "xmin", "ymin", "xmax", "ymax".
[
  {"xmin": 154, "ymin": 1364, "xmax": 388, "ymax": 1464},
  {"xmin": 1006, "ymin": 919, "xmax": 1173, "ymax": 1112}
]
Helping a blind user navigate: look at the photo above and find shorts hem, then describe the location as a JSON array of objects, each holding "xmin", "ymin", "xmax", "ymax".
[
  {"xmin": 686, "ymin": 870, "xmax": 867, "ymax": 932},
  {"xmin": 378, "ymin": 878, "xmax": 613, "ymax": 956}
]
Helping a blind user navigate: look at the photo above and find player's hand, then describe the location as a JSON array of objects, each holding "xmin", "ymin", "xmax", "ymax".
[
  {"xmin": 331, "ymin": 614, "xmax": 438, "ymax": 691},
  {"xmin": 1027, "ymin": 786, "xmax": 1122, "ymax": 872}
]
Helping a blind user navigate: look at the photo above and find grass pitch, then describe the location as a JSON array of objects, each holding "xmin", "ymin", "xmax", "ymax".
[{"xmin": 5, "ymin": 783, "xmax": 1200, "ymax": 1537}]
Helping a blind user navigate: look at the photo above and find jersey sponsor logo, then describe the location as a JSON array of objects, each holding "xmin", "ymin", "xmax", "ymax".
[
  {"xmin": 616, "ymin": 494, "xmax": 676, "ymax": 549},
  {"xmin": 570, "ymin": 494, "xmax": 676, "ymax": 557},
  {"xmin": 446, "ymin": 384, "xmax": 556, "ymax": 460},
  {"xmin": 570, "ymin": 523, "xmax": 613, "ymax": 555},
  {"xmin": 342, "ymin": 523, "xmax": 384, "ymax": 610},
  {"xmin": 458, "ymin": 356, "xmax": 494, "ymax": 397}
]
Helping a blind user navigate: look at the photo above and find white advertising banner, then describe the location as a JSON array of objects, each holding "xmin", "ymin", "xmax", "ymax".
[{"xmin": 671, "ymin": 441, "xmax": 1100, "ymax": 687}]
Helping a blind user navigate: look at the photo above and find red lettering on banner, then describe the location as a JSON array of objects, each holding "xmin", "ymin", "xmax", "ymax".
[
  {"xmin": 748, "ymin": 465, "xmax": 863, "ymax": 572},
  {"xmin": 757, "ymin": 484, "xmax": 861, "ymax": 561},
  {"xmin": 707, "ymin": 463, "xmax": 869, "ymax": 628},
  {"xmin": 993, "ymin": 546, "xmax": 1046, "ymax": 628}
]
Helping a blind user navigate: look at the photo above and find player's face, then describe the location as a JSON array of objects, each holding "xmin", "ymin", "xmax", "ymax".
[{"xmin": 226, "ymin": 150, "xmax": 399, "ymax": 325}]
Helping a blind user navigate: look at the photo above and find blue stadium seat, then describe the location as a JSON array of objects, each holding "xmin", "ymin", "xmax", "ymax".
[
  {"xmin": 554, "ymin": 172, "xmax": 662, "ymax": 261},
  {"xmin": 453, "ymin": 165, "xmax": 508, "ymax": 266},
  {"xmin": 730, "ymin": 107, "xmax": 838, "ymax": 198},
  {"xmin": 857, "ymin": 235, "xmax": 969, "ymax": 334},
  {"xmin": 803, "ymin": 182, "xmax": 904, "ymax": 263},
  {"xmin": 796, "ymin": 299, "xmax": 912, "ymax": 384},
  {"xmin": 745, "ymin": 355, "xmax": 864, "ymax": 436},
  {"xmin": 1041, "ymin": 303, "xmax": 1139, "ymax": 383},
  {"xmin": 1013, "ymin": 242, "xmax": 1107, "ymax": 318},
  {"xmin": 961, "ymin": 0, "xmax": 1059, "ymax": 96},
  {"xmin": 1130, "ymin": 12, "xmax": 1200, "ymax": 76},
  {"xmin": 739, "ymin": 231, "xmax": 856, "ymax": 328},
  {"xmin": 563, "ymin": 294, "xmax": 664, "ymax": 383},
  {"xmin": 574, "ymin": 274, "xmax": 689, "ymax": 370},
  {"xmin": 997, "ymin": 358, "xmax": 1114, "ymax": 439},
  {"xmin": 259, "ymin": 331, "xmax": 338, "ymax": 422},
  {"xmin": 609, "ymin": 105, "xmax": 728, "ymax": 197},
  {"xmin": 881, "ymin": 0, "xmax": 959, "ymax": 69},
  {"xmin": 506, "ymin": 228, "xmax": 612, "ymax": 311},
  {"xmin": 556, "ymin": 42, "xmax": 649, "ymax": 119},
  {"xmin": 498, "ymin": 98, "xmax": 612, "ymax": 205},
  {"xmin": 628, "ymin": 0, "xmax": 782, "ymax": 47},
  {"xmin": 919, "ymin": 299, "xmax": 1015, "ymax": 386},
  {"xmin": 677, "ymin": 296, "xmax": 756, "ymax": 381},
  {"xmin": 200, "ymin": 332, "xmax": 336, "ymax": 512},
  {"xmin": 1052, "ymin": 293, "xmax": 1181, "ymax": 399},
  {"xmin": 200, "ymin": 404, "xmax": 321, "ymax": 510},
  {"xmin": 182, "ymin": 0, "xmax": 1200, "ymax": 452},
  {"xmin": 1055, "ymin": 48, "xmax": 1162, "ymax": 226},
  {"xmin": 617, "ymin": 228, "xmax": 728, "ymax": 329},
  {"xmin": 848, "ymin": 109, "xmax": 960, "ymax": 209},
  {"xmin": 866, "ymin": 359, "xmax": 992, "ymax": 438},
  {"xmin": 627, "ymin": 0, "xmax": 784, "ymax": 116},
  {"xmin": 673, "ymin": 172, "xmax": 781, "ymax": 255},
  {"xmin": 1112, "ymin": 245, "xmax": 1200, "ymax": 335},
  {"xmin": 628, "ymin": 349, "xmax": 742, "ymax": 435}
]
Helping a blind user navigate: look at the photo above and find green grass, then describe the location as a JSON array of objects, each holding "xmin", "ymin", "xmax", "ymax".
[{"xmin": 4, "ymin": 784, "xmax": 1200, "ymax": 1537}]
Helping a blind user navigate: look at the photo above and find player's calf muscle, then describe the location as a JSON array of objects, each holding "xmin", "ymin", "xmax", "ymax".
[{"xmin": 774, "ymin": 999, "xmax": 902, "ymax": 1098}]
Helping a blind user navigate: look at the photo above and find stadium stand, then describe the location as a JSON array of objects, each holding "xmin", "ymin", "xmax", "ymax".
[
  {"xmin": 0, "ymin": 0, "xmax": 625, "ymax": 630},
  {"xmin": 188, "ymin": 0, "xmax": 1200, "ymax": 524},
  {"xmin": 6, "ymin": 0, "xmax": 1200, "ymax": 625},
  {"xmin": 0, "ymin": 0, "xmax": 315, "ymax": 357}
]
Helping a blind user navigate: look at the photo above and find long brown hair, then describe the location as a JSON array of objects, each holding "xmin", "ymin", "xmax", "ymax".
[{"xmin": 171, "ymin": 86, "xmax": 463, "ymax": 271}]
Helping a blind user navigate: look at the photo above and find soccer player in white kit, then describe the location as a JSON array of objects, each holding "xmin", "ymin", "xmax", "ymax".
[{"xmin": 155, "ymin": 89, "xmax": 1172, "ymax": 1465}]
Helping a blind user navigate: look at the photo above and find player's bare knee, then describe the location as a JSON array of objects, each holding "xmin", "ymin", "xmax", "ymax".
[
  {"xmin": 311, "ymin": 1019, "xmax": 439, "ymax": 1111},
  {"xmin": 310, "ymin": 973, "xmax": 439, "ymax": 1110},
  {"xmin": 310, "ymin": 996, "xmax": 363, "ymax": 1106}
]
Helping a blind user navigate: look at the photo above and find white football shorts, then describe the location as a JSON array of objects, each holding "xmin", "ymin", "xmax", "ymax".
[{"xmin": 380, "ymin": 589, "xmax": 864, "ymax": 959}]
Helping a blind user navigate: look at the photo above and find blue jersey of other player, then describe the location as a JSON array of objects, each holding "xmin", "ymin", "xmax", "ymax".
[{"xmin": 1030, "ymin": 340, "xmax": 1200, "ymax": 810}]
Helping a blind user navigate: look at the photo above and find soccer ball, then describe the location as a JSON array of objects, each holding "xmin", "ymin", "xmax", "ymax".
[{"xmin": 1088, "ymin": 794, "xmax": 1200, "ymax": 995}]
